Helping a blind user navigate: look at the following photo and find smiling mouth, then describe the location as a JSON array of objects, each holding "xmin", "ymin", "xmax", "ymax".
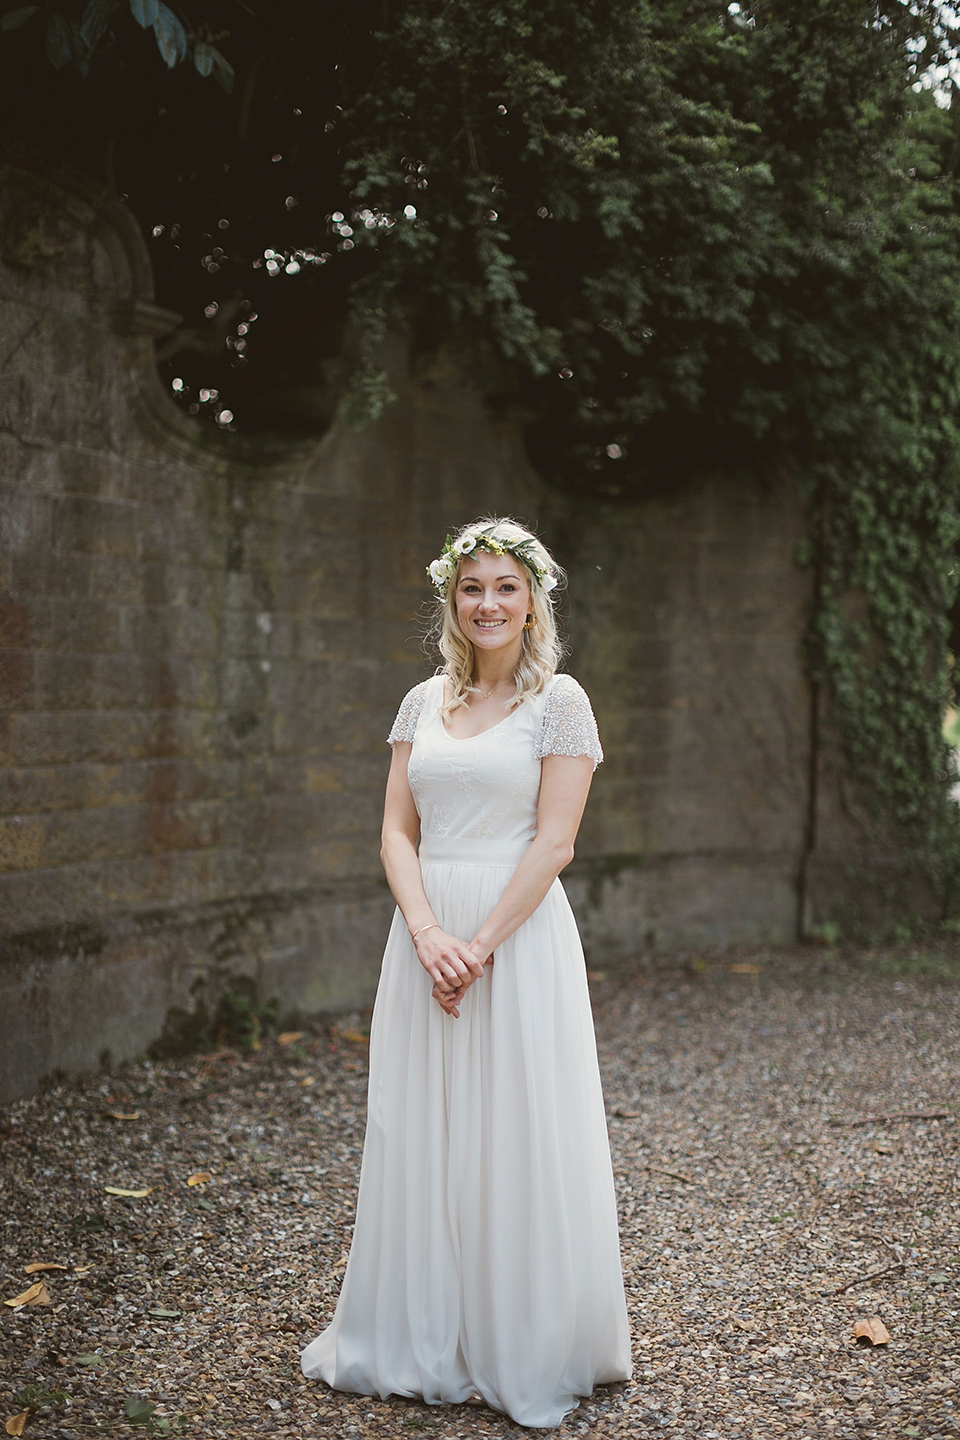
[{"xmin": 474, "ymin": 619, "xmax": 506, "ymax": 628}]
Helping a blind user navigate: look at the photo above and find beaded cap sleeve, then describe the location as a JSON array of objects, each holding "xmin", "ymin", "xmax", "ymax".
[
  {"xmin": 387, "ymin": 679, "xmax": 433, "ymax": 745},
  {"xmin": 535, "ymin": 674, "xmax": 604, "ymax": 770}
]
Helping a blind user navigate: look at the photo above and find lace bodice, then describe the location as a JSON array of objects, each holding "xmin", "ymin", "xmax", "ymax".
[{"xmin": 387, "ymin": 673, "xmax": 602, "ymax": 847}]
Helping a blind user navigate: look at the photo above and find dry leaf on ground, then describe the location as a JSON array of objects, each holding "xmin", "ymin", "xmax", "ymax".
[
  {"xmin": 277, "ymin": 1032, "xmax": 303, "ymax": 1045},
  {"xmin": 854, "ymin": 1316, "xmax": 891, "ymax": 1346},
  {"xmin": 104, "ymin": 1185, "xmax": 154, "ymax": 1198},
  {"xmin": 5, "ymin": 1413, "xmax": 29, "ymax": 1437},
  {"xmin": 340, "ymin": 1030, "xmax": 370, "ymax": 1046},
  {"xmin": 187, "ymin": 1172, "xmax": 213, "ymax": 1186},
  {"xmin": 104, "ymin": 1111, "xmax": 140, "ymax": 1121},
  {"xmin": 23, "ymin": 1262, "xmax": 68, "ymax": 1274},
  {"xmin": 729, "ymin": 963, "xmax": 763, "ymax": 974},
  {"xmin": 4, "ymin": 1281, "xmax": 52, "ymax": 1308}
]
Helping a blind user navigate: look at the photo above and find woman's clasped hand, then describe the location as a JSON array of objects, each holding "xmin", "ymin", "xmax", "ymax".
[{"xmin": 412, "ymin": 925, "xmax": 487, "ymax": 1017}]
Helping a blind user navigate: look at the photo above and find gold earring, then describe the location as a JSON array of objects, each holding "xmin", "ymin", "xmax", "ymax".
[{"xmin": 523, "ymin": 614, "xmax": 536, "ymax": 630}]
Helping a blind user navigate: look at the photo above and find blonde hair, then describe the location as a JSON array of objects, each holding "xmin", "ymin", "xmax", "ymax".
[{"xmin": 428, "ymin": 517, "xmax": 565, "ymax": 715}]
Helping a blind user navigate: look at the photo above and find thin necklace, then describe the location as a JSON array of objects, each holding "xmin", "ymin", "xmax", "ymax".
[{"xmin": 476, "ymin": 678, "xmax": 510, "ymax": 699}]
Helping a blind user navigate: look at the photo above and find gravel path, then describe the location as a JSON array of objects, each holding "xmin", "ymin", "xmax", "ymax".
[{"xmin": 1, "ymin": 944, "xmax": 958, "ymax": 1439}]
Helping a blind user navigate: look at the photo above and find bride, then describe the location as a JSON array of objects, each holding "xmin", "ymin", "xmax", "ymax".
[{"xmin": 301, "ymin": 517, "xmax": 631, "ymax": 1427}]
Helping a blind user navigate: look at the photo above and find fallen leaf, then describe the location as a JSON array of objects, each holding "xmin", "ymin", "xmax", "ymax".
[
  {"xmin": 75, "ymin": 1353, "xmax": 105, "ymax": 1367},
  {"xmin": 587, "ymin": 970, "xmax": 608, "ymax": 982},
  {"xmin": 147, "ymin": 1309, "xmax": 182, "ymax": 1319},
  {"xmin": 613, "ymin": 1108, "xmax": 642, "ymax": 1119},
  {"xmin": 125, "ymin": 1398, "xmax": 157, "ymax": 1425},
  {"xmin": 5, "ymin": 1413, "xmax": 29, "ymax": 1437},
  {"xmin": 729, "ymin": 962, "xmax": 763, "ymax": 974},
  {"xmin": 5, "ymin": 1284, "xmax": 42, "ymax": 1305},
  {"xmin": 277, "ymin": 1032, "xmax": 303, "ymax": 1045},
  {"xmin": 104, "ymin": 1186, "xmax": 154, "ymax": 1198},
  {"xmin": 187, "ymin": 1172, "xmax": 213, "ymax": 1187},
  {"xmin": 23, "ymin": 1262, "xmax": 68, "ymax": 1275},
  {"xmin": 873, "ymin": 1142, "xmax": 895, "ymax": 1154},
  {"xmin": 4, "ymin": 1282, "xmax": 52, "ymax": 1309},
  {"xmin": 341, "ymin": 1029, "xmax": 369, "ymax": 1046},
  {"xmin": 854, "ymin": 1316, "xmax": 891, "ymax": 1346},
  {"xmin": 104, "ymin": 1111, "xmax": 140, "ymax": 1121},
  {"xmin": 73, "ymin": 1265, "xmax": 94, "ymax": 1275},
  {"xmin": 299, "ymin": 1076, "xmax": 316, "ymax": 1087}
]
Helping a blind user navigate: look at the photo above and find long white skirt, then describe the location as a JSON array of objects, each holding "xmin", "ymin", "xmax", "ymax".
[{"xmin": 301, "ymin": 848, "xmax": 632, "ymax": 1428}]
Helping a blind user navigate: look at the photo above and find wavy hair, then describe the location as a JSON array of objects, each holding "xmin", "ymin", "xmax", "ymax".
[{"xmin": 426, "ymin": 517, "xmax": 565, "ymax": 715}]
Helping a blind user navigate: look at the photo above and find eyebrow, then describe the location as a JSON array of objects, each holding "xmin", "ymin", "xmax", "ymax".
[{"xmin": 458, "ymin": 573, "xmax": 523, "ymax": 584}]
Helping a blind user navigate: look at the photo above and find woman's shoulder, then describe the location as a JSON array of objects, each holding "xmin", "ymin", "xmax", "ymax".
[
  {"xmin": 544, "ymin": 672, "xmax": 592, "ymax": 704},
  {"xmin": 535, "ymin": 672, "xmax": 603, "ymax": 768},
  {"xmin": 386, "ymin": 675, "xmax": 440, "ymax": 745}
]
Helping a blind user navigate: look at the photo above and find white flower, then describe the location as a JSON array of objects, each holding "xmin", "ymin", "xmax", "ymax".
[
  {"xmin": 428, "ymin": 556, "xmax": 455, "ymax": 587},
  {"xmin": 453, "ymin": 532, "xmax": 478, "ymax": 555},
  {"xmin": 541, "ymin": 572, "xmax": 558, "ymax": 593}
]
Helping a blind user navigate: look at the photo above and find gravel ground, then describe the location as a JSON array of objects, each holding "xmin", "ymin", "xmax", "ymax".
[{"xmin": 1, "ymin": 942, "xmax": 958, "ymax": 1439}]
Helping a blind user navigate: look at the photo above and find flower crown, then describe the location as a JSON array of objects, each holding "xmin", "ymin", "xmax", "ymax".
[{"xmin": 427, "ymin": 529, "xmax": 559, "ymax": 596}]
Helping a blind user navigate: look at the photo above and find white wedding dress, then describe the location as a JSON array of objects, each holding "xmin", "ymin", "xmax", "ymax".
[{"xmin": 301, "ymin": 673, "xmax": 631, "ymax": 1427}]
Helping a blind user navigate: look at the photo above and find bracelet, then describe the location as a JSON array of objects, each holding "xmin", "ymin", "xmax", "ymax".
[{"xmin": 410, "ymin": 923, "xmax": 439, "ymax": 943}]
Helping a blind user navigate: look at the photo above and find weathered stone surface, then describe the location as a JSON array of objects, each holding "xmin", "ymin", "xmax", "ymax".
[{"xmin": 0, "ymin": 156, "xmax": 819, "ymax": 1102}]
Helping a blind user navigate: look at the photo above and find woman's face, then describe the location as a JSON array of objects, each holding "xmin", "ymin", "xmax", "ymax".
[{"xmin": 454, "ymin": 550, "xmax": 531, "ymax": 662}]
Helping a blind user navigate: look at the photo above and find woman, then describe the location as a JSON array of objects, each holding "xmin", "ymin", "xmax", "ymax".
[{"xmin": 301, "ymin": 518, "xmax": 631, "ymax": 1427}]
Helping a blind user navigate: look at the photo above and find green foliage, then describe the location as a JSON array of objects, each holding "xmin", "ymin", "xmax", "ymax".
[
  {"xmin": 1, "ymin": 0, "xmax": 232, "ymax": 87},
  {"xmin": 148, "ymin": 972, "xmax": 278, "ymax": 1057},
  {"xmin": 864, "ymin": 947, "xmax": 960, "ymax": 980},
  {"xmin": 212, "ymin": 974, "xmax": 278, "ymax": 1051},
  {"xmin": 15, "ymin": 1385, "xmax": 68, "ymax": 1409},
  {"xmin": 124, "ymin": 1397, "xmax": 187, "ymax": 1435}
]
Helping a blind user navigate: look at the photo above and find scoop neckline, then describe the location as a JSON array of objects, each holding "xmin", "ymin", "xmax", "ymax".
[{"xmin": 437, "ymin": 676, "xmax": 526, "ymax": 743}]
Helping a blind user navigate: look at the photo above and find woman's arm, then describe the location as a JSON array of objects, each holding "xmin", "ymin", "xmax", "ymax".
[
  {"xmin": 380, "ymin": 742, "xmax": 485, "ymax": 995},
  {"xmin": 472, "ymin": 752, "xmax": 594, "ymax": 956},
  {"xmin": 433, "ymin": 752, "xmax": 594, "ymax": 1015}
]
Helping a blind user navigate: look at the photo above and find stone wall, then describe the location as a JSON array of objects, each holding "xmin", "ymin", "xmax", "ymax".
[{"xmin": 0, "ymin": 157, "xmax": 814, "ymax": 1102}]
